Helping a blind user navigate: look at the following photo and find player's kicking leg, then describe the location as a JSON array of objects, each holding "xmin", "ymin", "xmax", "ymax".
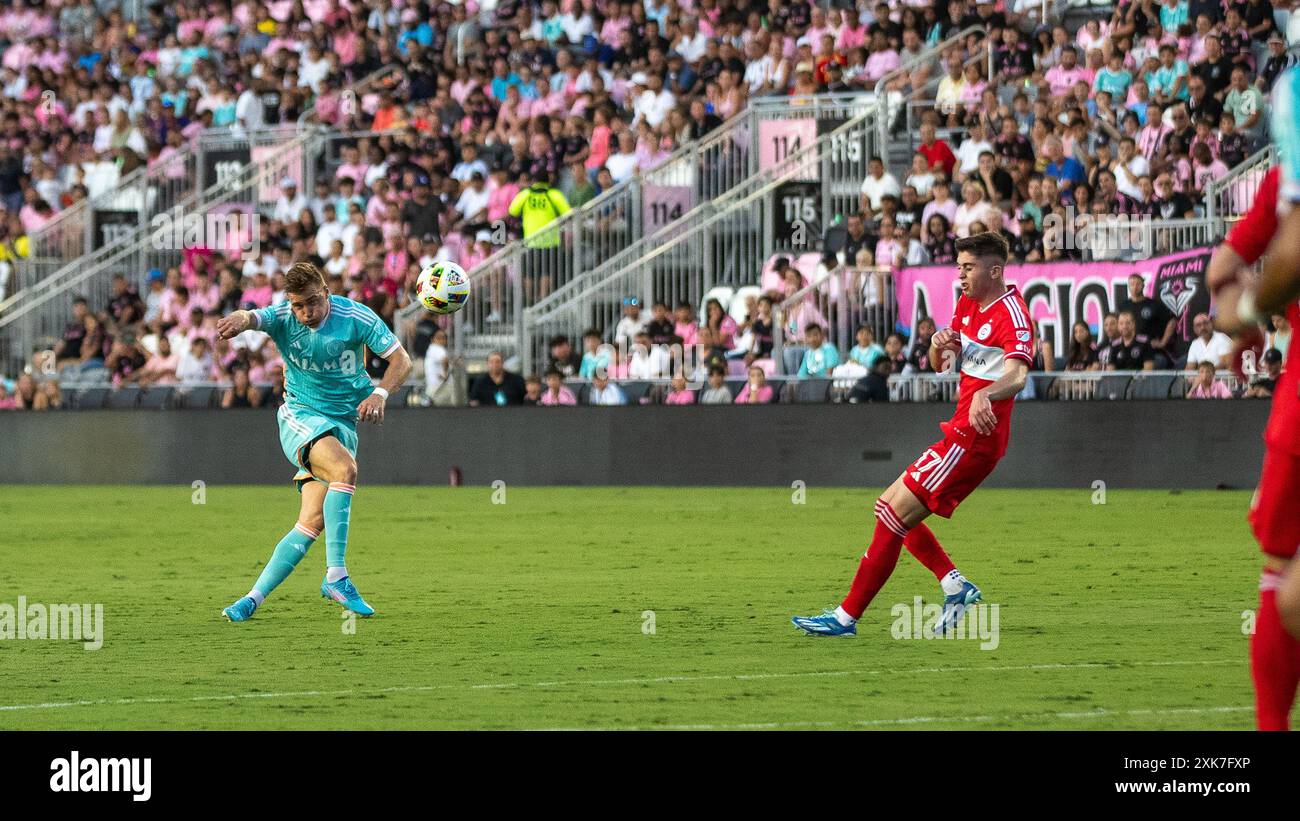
[
  {"xmin": 793, "ymin": 474, "xmax": 976, "ymax": 636},
  {"xmin": 793, "ymin": 438, "xmax": 982, "ymax": 636},
  {"xmin": 905, "ymin": 522, "xmax": 981, "ymax": 635},
  {"xmin": 223, "ymin": 482, "xmax": 327, "ymax": 622},
  {"xmin": 306, "ymin": 435, "xmax": 375, "ymax": 617}
]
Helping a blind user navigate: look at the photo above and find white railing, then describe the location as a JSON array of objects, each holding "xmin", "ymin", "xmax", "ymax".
[
  {"xmin": 1206, "ymin": 145, "xmax": 1277, "ymax": 226},
  {"xmin": 876, "ymin": 25, "xmax": 989, "ymax": 161},
  {"xmin": 0, "ymin": 128, "xmax": 325, "ymax": 374},
  {"xmin": 2, "ymin": 148, "xmax": 198, "ymax": 313},
  {"xmin": 517, "ymin": 116, "xmax": 877, "ymax": 375}
]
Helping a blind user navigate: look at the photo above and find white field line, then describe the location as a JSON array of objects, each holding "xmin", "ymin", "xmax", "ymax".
[
  {"xmin": 530, "ymin": 706, "xmax": 1255, "ymax": 731},
  {"xmin": 0, "ymin": 658, "xmax": 1241, "ymax": 714}
]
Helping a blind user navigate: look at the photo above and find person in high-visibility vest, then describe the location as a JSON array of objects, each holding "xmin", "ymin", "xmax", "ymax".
[{"xmin": 508, "ymin": 172, "xmax": 571, "ymax": 302}]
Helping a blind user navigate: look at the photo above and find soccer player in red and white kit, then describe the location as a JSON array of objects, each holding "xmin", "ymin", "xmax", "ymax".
[
  {"xmin": 793, "ymin": 232, "xmax": 1032, "ymax": 636},
  {"xmin": 1210, "ymin": 140, "xmax": 1300, "ymax": 726}
]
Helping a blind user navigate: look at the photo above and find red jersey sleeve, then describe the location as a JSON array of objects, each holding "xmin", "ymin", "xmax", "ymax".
[
  {"xmin": 1225, "ymin": 166, "xmax": 1280, "ymax": 265},
  {"xmin": 1000, "ymin": 293, "xmax": 1034, "ymax": 365}
]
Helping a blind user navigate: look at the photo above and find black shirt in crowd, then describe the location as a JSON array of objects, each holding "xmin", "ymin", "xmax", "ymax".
[
  {"xmin": 401, "ymin": 196, "xmax": 443, "ymax": 243},
  {"xmin": 1119, "ymin": 296, "xmax": 1174, "ymax": 343},
  {"xmin": 547, "ymin": 349, "xmax": 582, "ymax": 378},
  {"xmin": 645, "ymin": 317, "xmax": 676, "ymax": 345},
  {"xmin": 1105, "ymin": 336, "xmax": 1155, "ymax": 370},
  {"xmin": 469, "ymin": 371, "xmax": 527, "ymax": 406},
  {"xmin": 1194, "ymin": 56, "xmax": 1235, "ymax": 97}
]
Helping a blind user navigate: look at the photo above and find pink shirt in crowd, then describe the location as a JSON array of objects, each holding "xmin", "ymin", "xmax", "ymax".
[
  {"xmin": 735, "ymin": 384, "xmax": 773, "ymax": 403},
  {"xmin": 664, "ymin": 389, "xmax": 696, "ymax": 405},
  {"xmin": 540, "ymin": 386, "xmax": 578, "ymax": 406},
  {"xmin": 1188, "ymin": 381, "xmax": 1232, "ymax": 399}
]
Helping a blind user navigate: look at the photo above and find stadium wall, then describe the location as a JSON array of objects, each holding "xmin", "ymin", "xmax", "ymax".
[{"xmin": 0, "ymin": 403, "xmax": 1269, "ymax": 489}]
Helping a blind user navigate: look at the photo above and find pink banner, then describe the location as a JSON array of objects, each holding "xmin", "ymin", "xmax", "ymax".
[
  {"xmin": 893, "ymin": 247, "xmax": 1214, "ymax": 353},
  {"xmin": 252, "ymin": 142, "xmax": 304, "ymax": 204}
]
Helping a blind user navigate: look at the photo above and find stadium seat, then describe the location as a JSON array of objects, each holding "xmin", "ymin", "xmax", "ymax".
[
  {"xmin": 1030, "ymin": 374, "xmax": 1057, "ymax": 399},
  {"xmin": 1127, "ymin": 373, "xmax": 1177, "ymax": 400},
  {"xmin": 138, "ymin": 387, "xmax": 173, "ymax": 410},
  {"xmin": 751, "ymin": 358, "xmax": 777, "ymax": 377},
  {"xmin": 75, "ymin": 387, "xmax": 109, "ymax": 409},
  {"xmin": 727, "ymin": 358, "xmax": 748, "ymax": 377},
  {"xmin": 180, "ymin": 386, "xmax": 218, "ymax": 409},
  {"xmin": 385, "ymin": 385, "xmax": 413, "ymax": 408},
  {"xmin": 620, "ymin": 381, "xmax": 651, "ymax": 404},
  {"xmin": 792, "ymin": 379, "xmax": 832, "ymax": 403},
  {"xmin": 106, "ymin": 387, "xmax": 141, "ymax": 409},
  {"xmin": 764, "ymin": 378, "xmax": 787, "ymax": 402},
  {"xmin": 645, "ymin": 383, "xmax": 669, "ymax": 404},
  {"xmin": 729, "ymin": 285, "xmax": 762, "ymax": 324},
  {"xmin": 567, "ymin": 381, "xmax": 592, "ymax": 405},
  {"xmin": 1092, "ymin": 375, "xmax": 1133, "ymax": 401},
  {"xmin": 1167, "ymin": 374, "xmax": 1192, "ymax": 399}
]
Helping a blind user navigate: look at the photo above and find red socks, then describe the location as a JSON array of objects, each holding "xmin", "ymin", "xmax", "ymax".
[
  {"xmin": 1252, "ymin": 570, "xmax": 1300, "ymax": 731},
  {"xmin": 905, "ymin": 522, "xmax": 956, "ymax": 580},
  {"xmin": 841, "ymin": 501, "xmax": 909, "ymax": 620}
]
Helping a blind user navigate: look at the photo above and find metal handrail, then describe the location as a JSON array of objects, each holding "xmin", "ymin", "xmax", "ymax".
[
  {"xmin": 0, "ymin": 147, "xmax": 196, "ymax": 315},
  {"xmin": 875, "ymin": 24, "xmax": 988, "ymax": 157},
  {"xmin": 393, "ymin": 106, "xmax": 757, "ymax": 329},
  {"xmin": 298, "ymin": 64, "xmax": 402, "ymax": 127},
  {"xmin": 526, "ymin": 119, "xmax": 877, "ymax": 339},
  {"xmin": 0, "ymin": 128, "xmax": 323, "ymax": 334},
  {"xmin": 1205, "ymin": 144, "xmax": 1277, "ymax": 224},
  {"xmin": 898, "ymin": 44, "xmax": 994, "ymax": 158}
]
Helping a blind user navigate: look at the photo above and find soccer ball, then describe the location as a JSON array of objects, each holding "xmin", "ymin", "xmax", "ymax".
[{"xmin": 415, "ymin": 261, "xmax": 471, "ymax": 315}]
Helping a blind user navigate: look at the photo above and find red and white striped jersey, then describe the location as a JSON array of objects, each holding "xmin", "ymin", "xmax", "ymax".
[{"xmin": 945, "ymin": 284, "xmax": 1033, "ymax": 456}]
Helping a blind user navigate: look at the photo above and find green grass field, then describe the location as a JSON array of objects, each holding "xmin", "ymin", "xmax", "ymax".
[{"xmin": 0, "ymin": 485, "xmax": 1276, "ymax": 730}]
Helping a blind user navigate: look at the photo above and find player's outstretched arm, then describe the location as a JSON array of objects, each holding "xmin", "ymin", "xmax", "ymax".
[
  {"xmin": 216, "ymin": 310, "xmax": 257, "ymax": 339},
  {"xmin": 356, "ymin": 343, "xmax": 412, "ymax": 425}
]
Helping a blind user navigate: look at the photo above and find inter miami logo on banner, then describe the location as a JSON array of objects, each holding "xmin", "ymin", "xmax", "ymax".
[{"xmin": 1153, "ymin": 250, "xmax": 1212, "ymax": 350}]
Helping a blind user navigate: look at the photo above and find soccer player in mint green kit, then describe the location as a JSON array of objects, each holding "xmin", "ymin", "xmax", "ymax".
[{"xmin": 216, "ymin": 262, "xmax": 411, "ymax": 622}]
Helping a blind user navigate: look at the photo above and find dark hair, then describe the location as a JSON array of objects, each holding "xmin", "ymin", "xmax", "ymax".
[
  {"xmin": 1067, "ymin": 321, "xmax": 1094, "ymax": 367},
  {"xmin": 954, "ymin": 231, "xmax": 1009, "ymax": 263},
  {"xmin": 805, "ymin": 323, "xmax": 823, "ymax": 335}
]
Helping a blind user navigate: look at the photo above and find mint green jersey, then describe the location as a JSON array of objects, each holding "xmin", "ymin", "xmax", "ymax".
[{"xmin": 255, "ymin": 295, "xmax": 400, "ymax": 420}]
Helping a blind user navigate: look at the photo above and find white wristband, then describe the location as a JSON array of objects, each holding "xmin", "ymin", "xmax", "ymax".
[{"xmin": 372, "ymin": 387, "xmax": 389, "ymax": 401}]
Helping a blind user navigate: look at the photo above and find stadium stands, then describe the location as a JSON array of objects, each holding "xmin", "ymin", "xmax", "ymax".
[{"xmin": 0, "ymin": 0, "xmax": 1295, "ymax": 410}]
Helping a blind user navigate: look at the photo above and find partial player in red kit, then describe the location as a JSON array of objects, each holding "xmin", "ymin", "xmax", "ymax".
[
  {"xmin": 1210, "ymin": 160, "xmax": 1300, "ymax": 730},
  {"xmin": 793, "ymin": 232, "xmax": 1031, "ymax": 637}
]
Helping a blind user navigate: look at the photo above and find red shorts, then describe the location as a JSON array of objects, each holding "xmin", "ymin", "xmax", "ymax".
[
  {"xmin": 902, "ymin": 433, "xmax": 1000, "ymax": 519},
  {"xmin": 1249, "ymin": 447, "xmax": 1300, "ymax": 559}
]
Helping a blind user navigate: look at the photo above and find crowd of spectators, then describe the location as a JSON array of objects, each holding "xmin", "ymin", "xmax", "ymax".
[
  {"xmin": 5, "ymin": 0, "xmax": 1299, "ymax": 408},
  {"xmin": 836, "ymin": 1, "xmax": 1294, "ymax": 271}
]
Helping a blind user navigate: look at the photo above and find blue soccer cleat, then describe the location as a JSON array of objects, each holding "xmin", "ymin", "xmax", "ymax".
[
  {"xmin": 222, "ymin": 596, "xmax": 257, "ymax": 622},
  {"xmin": 792, "ymin": 611, "xmax": 857, "ymax": 637},
  {"xmin": 321, "ymin": 576, "xmax": 375, "ymax": 617},
  {"xmin": 933, "ymin": 580, "xmax": 982, "ymax": 635}
]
